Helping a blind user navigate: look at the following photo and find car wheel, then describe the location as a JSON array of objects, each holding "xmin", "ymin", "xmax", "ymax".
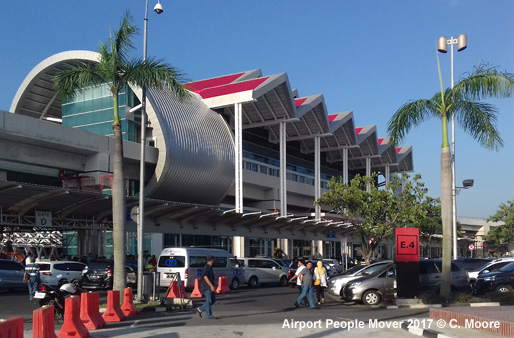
[
  {"xmin": 248, "ymin": 276, "xmax": 258, "ymax": 288},
  {"xmin": 495, "ymin": 285, "xmax": 513, "ymax": 293},
  {"xmin": 230, "ymin": 278, "xmax": 240, "ymax": 290},
  {"xmin": 362, "ymin": 290, "xmax": 381, "ymax": 305},
  {"xmin": 279, "ymin": 276, "xmax": 288, "ymax": 287}
]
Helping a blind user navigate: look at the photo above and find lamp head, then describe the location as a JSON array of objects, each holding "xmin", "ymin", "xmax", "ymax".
[
  {"xmin": 462, "ymin": 179, "xmax": 474, "ymax": 188},
  {"xmin": 154, "ymin": 1, "xmax": 163, "ymax": 14},
  {"xmin": 457, "ymin": 34, "xmax": 467, "ymax": 52},
  {"xmin": 437, "ymin": 36, "xmax": 448, "ymax": 53}
]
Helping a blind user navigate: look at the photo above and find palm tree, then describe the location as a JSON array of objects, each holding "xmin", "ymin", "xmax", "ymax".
[
  {"xmin": 388, "ymin": 61, "xmax": 514, "ymax": 299},
  {"xmin": 54, "ymin": 12, "xmax": 189, "ymax": 291}
]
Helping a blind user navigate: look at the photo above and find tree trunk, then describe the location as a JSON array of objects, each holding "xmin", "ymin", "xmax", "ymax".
[
  {"xmin": 440, "ymin": 147, "xmax": 452, "ymax": 300},
  {"xmin": 112, "ymin": 95, "xmax": 126, "ymax": 292}
]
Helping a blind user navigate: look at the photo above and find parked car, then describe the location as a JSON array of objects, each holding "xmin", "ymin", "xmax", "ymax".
[
  {"xmin": 419, "ymin": 259, "xmax": 469, "ymax": 292},
  {"xmin": 342, "ymin": 263, "xmax": 396, "ymax": 305},
  {"xmin": 157, "ymin": 247, "xmax": 243, "ymax": 290},
  {"xmin": 455, "ymin": 257, "xmax": 492, "ymax": 272},
  {"xmin": 322, "ymin": 259, "xmax": 343, "ymax": 273},
  {"xmin": 0, "ymin": 259, "xmax": 25, "ymax": 290},
  {"xmin": 327, "ymin": 261, "xmax": 393, "ymax": 297},
  {"xmin": 80, "ymin": 260, "xmax": 136, "ymax": 290},
  {"xmin": 240, "ymin": 257, "xmax": 288, "ymax": 287},
  {"xmin": 472, "ymin": 261, "xmax": 514, "ymax": 294},
  {"xmin": 273, "ymin": 259, "xmax": 291, "ymax": 268},
  {"xmin": 467, "ymin": 257, "xmax": 514, "ymax": 283},
  {"xmin": 37, "ymin": 261, "xmax": 86, "ymax": 286}
]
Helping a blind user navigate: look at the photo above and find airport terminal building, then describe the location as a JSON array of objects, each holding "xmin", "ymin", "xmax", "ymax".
[{"xmin": 1, "ymin": 50, "xmax": 498, "ymax": 261}]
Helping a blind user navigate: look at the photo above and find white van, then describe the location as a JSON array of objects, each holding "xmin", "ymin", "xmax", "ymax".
[{"xmin": 157, "ymin": 248, "xmax": 244, "ymax": 290}]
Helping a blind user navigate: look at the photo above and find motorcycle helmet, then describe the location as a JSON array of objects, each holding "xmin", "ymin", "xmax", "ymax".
[{"xmin": 60, "ymin": 283, "xmax": 77, "ymax": 294}]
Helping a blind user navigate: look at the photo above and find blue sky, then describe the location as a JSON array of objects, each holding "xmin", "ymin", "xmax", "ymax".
[{"xmin": 1, "ymin": 1, "xmax": 513, "ymax": 219}]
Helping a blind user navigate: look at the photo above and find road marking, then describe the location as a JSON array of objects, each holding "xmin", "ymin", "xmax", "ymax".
[{"xmin": 130, "ymin": 320, "xmax": 140, "ymax": 328}]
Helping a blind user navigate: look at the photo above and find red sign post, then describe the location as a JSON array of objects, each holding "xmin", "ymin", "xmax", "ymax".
[{"xmin": 395, "ymin": 228, "xmax": 420, "ymax": 298}]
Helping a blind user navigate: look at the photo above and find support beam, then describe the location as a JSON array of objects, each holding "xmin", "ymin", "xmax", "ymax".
[
  {"xmin": 279, "ymin": 121, "xmax": 287, "ymax": 216},
  {"xmin": 234, "ymin": 102, "xmax": 243, "ymax": 213},
  {"xmin": 366, "ymin": 157, "xmax": 371, "ymax": 192},
  {"xmin": 343, "ymin": 147, "xmax": 349, "ymax": 185},
  {"xmin": 314, "ymin": 136, "xmax": 321, "ymax": 220}
]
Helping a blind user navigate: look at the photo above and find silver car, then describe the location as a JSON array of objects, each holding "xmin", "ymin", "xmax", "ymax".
[
  {"xmin": 343, "ymin": 263, "xmax": 396, "ymax": 305},
  {"xmin": 327, "ymin": 261, "xmax": 393, "ymax": 297},
  {"xmin": 0, "ymin": 259, "xmax": 25, "ymax": 290},
  {"xmin": 37, "ymin": 261, "xmax": 86, "ymax": 286},
  {"xmin": 240, "ymin": 258, "xmax": 288, "ymax": 287}
]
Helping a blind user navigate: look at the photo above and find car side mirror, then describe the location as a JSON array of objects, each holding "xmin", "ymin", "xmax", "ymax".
[
  {"xmin": 481, "ymin": 270, "xmax": 489, "ymax": 274},
  {"xmin": 386, "ymin": 271, "xmax": 395, "ymax": 278},
  {"xmin": 272, "ymin": 266, "xmax": 276, "ymax": 270}
]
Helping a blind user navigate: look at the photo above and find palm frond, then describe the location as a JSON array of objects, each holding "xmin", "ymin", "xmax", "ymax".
[
  {"xmin": 387, "ymin": 99, "xmax": 439, "ymax": 145},
  {"xmin": 53, "ymin": 62, "xmax": 105, "ymax": 99},
  {"xmin": 453, "ymin": 63, "xmax": 514, "ymax": 101},
  {"xmin": 112, "ymin": 11, "xmax": 138, "ymax": 66},
  {"xmin": 454, "ymin": 100, "xmax": 504, "ymax": 150},
  {"xmin": 123, "ymin": 58, "xmax": 191, "ymax": 99}
]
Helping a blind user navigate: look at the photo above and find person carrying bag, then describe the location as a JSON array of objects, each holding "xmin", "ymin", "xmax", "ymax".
[{"xmin": 314, "ymin": 261, "xmax": 327, "ymax": 305}]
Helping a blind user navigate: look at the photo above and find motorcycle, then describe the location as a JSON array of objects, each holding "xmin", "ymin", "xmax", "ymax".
[{"xmin": 34, "ymin": 274, "xmax": 81, "ymax": 319}]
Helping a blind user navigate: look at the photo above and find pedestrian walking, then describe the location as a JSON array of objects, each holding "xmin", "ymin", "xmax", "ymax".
[
  {"xmin": 289, "ymin": 259, "xmax": 308, "ymax": 305},
  {"xmin": 23, "ymin": 256, "xmax": 40, "ymax": 300},
  {"xmin": 294, "ymin": 261, "xmax": 318, "ymax": 309},
  {"xmin": 314, "ymin": 261, "xmax": 327, "ymax": 305},
  {"xmin": 197, "ymin": 255, "xmax": 217, "ymax": 319}
]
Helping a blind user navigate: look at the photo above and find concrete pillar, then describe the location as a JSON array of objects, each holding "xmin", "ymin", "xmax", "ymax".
[
  {"xmin": 317, "ymin": 240, "xmax": 324, "ymax": 259},
  {"xmin": 233, "ymin": 236, "xmax": 246, "ymax": 258},
  {"xmin": 151, "ymin": 233, "xmax": 163, "ymax": 258}
]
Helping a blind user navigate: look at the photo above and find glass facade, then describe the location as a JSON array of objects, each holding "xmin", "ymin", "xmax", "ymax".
[{"xmin": 62, "ymin": 84, "xmax": 137, "ymax": 141}]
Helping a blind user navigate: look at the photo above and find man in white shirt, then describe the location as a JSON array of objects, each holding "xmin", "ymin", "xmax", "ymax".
[{"xmin": 289, "ymin": 260, "xmax": 307, "ymax": 305}]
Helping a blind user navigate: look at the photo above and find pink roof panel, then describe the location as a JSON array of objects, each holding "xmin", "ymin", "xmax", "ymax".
[
  {"xmin": 185, "ymin": 73, "xmax": 245, "ymax": 93},
  {"xmin": 295, "ymin": 98, "xmax": 307, "ymax": 108},
  {"xmin": 197, "ymin": 77, "xmax": 269, "ymax": 99},
  {"xmin": 356, "ymin": 127, "xmax": 363, "ymax": 135}
]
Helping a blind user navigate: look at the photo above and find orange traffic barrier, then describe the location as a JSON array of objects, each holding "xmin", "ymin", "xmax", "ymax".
[
  {"xmin": 80, "ymin": 292, "xmax": 106, "ymax": 330},
  {"xmin": 102, "ymin": 290, "xmax": 125, "ymax": 322},
  {"xmin": 166, "ymin": 281, "xmax": 188, "ymax": 299},
  {"xmin": 216, "ymin": 276, "xmax": 231, "ymax": 294},
  {"xmin": 33, "ymin": 306, "xmax": 57, "ymax": 338},
  {"xmin": 190, "ymin": 278, "xmax": 204, "ymax": 298},
  {"xmin": 121, "ymin": 287, "xmax": 138, "ymax": 317},
  {"xmin": 0, "ymin": 316, "xmax": 23, "ymax": 338},
  {"xmin": 57, "ymin": 296, "xmax": 89, "ymax": 338}
]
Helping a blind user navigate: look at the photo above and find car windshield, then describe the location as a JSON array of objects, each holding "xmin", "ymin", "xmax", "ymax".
[
  {"xmin": 499, "ymin": 262, "xmax": 514, "ymax": 272},
  {"xmin": 357, "ymin": 264, "xmax": 386, "ymax": 276},
  {"xmin": 342, "ymin": 266, "xmax": 365, "ymax": 275},
  {"xmin": 474, "ymin": 261, "xmax": 493, "ymax": 272}
]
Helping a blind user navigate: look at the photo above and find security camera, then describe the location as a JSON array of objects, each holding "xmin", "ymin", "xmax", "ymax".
[
  {"xmin": 462, "ymin": 179, "xmax": 474, "ymax": 188},
  {"xmin": 154, "ymin": 1, "xmax": 163, "ymax": 14}
]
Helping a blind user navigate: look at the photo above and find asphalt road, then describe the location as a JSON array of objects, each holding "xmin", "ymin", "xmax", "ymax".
[{"xmin": 0, "ymin": 284, "xmax": 431, "ymax": 334}]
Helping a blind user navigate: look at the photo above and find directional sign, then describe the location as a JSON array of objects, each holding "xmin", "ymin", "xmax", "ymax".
[
  {"xmin": 395, "ymin": 228, "xmax": 419, "ymax": 262},
  {"xmin": 35, "ymin": 211, "xmax": 52, "ymax": 227}
]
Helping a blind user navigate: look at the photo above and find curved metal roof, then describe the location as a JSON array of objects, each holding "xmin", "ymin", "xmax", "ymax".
[{"xmin": 10, "ymin": 51, "xmax": 235, "ymax": 205}]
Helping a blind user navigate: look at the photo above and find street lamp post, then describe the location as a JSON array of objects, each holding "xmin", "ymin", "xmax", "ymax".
[
  {"xmin": 437, "ymin": 34, "xmax": 467, "ymax": 260},
  {"xmin": 138, "ymin": 0, "xmax": 163, "ymax": 302}
]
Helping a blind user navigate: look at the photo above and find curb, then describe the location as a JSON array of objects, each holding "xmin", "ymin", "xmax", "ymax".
[
  {"xmin": 401, "ymin": 322, "xmax": 455, "ymax": 338},
  {"xmin": 387, "ymin": 302, "xmax": 500, "ymax": 309}
]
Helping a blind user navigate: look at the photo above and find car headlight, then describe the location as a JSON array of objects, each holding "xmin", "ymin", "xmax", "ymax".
[
  {"xmin": 348, "ymin": 281, "xmax": 361, "ymax": 289},
  {"xmin": 484, "ymin": 276, "xmax": 496, "ymax": 282}
]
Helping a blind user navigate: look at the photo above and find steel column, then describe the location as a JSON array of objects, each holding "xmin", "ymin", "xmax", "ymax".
[
  {"xmin": 314, "ymin": 136, "xmax": 321, "ymax": 220},
  {"xmin": 234, "ymin": 102, "xmax": 243, "ymax": 213},
  {"xmin": 279, "ymin": 121, "xmax": 287, "ymax": 216}
]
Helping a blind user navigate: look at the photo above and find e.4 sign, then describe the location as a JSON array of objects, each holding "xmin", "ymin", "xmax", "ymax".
[{"xmin": 395, "ymin": 228, "xmax": 419, "ymax": 262}]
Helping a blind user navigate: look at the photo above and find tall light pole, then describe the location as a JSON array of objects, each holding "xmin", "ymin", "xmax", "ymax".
[
  {"xmin": 437, "ymin": 34, "xmax": 467, "ymax": 260},
  {"xmin": 138, "ymin": 0, "xmax": 163, "ymax": 302}
]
